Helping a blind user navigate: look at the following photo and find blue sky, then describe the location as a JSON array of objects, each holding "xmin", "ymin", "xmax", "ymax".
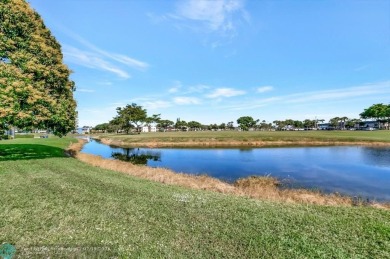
[{"xmin": 28, "ymin": 0, "xmax": 390, "ymax": 127}]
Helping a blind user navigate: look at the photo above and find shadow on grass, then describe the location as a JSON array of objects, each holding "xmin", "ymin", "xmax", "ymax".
[{"xmin": 0, "ymin": 144, "xmax": 65, "ymax": 161}]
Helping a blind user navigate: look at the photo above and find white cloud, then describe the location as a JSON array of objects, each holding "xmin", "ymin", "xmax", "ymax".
[
  {"xmin": 257, "ymin": 86, "xmax": 274, "ymax": 93},
  {"xmin": 354, "ymin": 64, "xmax": 371, "ymax": 72},
  {"xmin": 169, "ymin": 82, "xmax": 210, "ymax": 94},
  {"xmin": 77, "ymin": 88, "xmax": 95, "ymax": 93},
  {"xmin": 169, "ymin": 88, "xmax": 180, "ymax": 93},
  {"xmin": 66, "ymin": 32, "xmax": 149, "ymax": 71},
  {"xmin": 168, "ymin": 81, "xmax": 182, "ymax": 93},
  {"xmin": 227, "ymin": 81, "xmax": 390, "ymax": 111},
  {"xmin": 109, "ymin": 53, "xmax": 149, "ymax": 71},
  {"xmin": 98, "ymin": 81, "xmax": 113, "ymax": 86},
  {"xmin": 206, "ymin": 87, "xmax": 246, "ymax": 98},
  {"xmin": 228, "ymin": 97, "xmax": 282, "ymax": 111},
  {"xmin": 60, "ymin": 31, "xmax": 149, "ymax": 78},
  {"xmin": 147, "ymin": 12, "xmax": 170, "ymax": 23},
  {"xmin": 187, "ymin": 84, "xmax": 210, "ymax": 93},
  {"xmin": 174, "ymin": 0, "xmax": 247, "ymax": 33},
  {"xmin": 126, "ymin": 97, "xmax": 151, "ymax": 103},
  {"xmin": 63, "ymin": 45, "xmax": 131, "ymax": 79},
  {"xmin": 143, "ymin": 100, "xmax": 172, "ymax": 110},
  {"xmin": 286, "ymin": 82, "xmax": 390, "ymax": 104},
  {"xmin": 173, "ymin": 96, "xmax": 201, "ymax": 105},
  {"xmin": 77, "ymin": 107, "xmax": 117, "ymax": 127},
  {"xmin": 98, "ymin": 62, "xmax": 131, "ymax": 79}
]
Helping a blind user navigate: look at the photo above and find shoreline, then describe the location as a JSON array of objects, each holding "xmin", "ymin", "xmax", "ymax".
[
  {"xmin": 96, "ymin": 136, "xmax": 390, "ymax": 148},
  {"xmin": 69, "ymin": 138, "xmax": 390, "ymax": 209}
]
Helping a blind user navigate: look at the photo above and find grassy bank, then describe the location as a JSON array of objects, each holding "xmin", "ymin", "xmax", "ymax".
[
  {"xmin": 95, "ymin": 130, "xmax": 390, "ymax": 147},
  {"xmin": 1, "ymin": 138, "xmax": 390, "ymax": 257}
]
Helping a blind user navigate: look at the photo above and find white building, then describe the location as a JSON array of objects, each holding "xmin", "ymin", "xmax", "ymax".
[
  {"xmin": 142, "ymin": 126, "xmax": 157, "ymax": 133},
  {"xmin": 81, "ymin": 126, "xmax": 92, "ymax": 134}
]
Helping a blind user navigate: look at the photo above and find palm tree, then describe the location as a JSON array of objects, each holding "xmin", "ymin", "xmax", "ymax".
[
  {"xmin": 347, "ymin": 118, "xmax": 361, "ymax": 129},
  {"xmin": 340, "ymin": 116, "xmax": 349, "ymax": 130},
  {"xmin": 329, "ymin": 117, "xmax": 340, "ymax": 130}
]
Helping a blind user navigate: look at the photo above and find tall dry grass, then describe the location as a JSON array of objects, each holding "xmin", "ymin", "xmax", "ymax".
[{"xmin": 67, "ymin": 139, "xmax": 389, "ymax": 209}]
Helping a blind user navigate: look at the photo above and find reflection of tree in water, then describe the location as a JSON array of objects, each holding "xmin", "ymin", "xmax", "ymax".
[
  {"xmin": 239, "ymin": 148, "xmax": 253, "ymax": 152},
  {"xmin": 112, "ymin": 148, "xmax": 161, "ymax": 165}
]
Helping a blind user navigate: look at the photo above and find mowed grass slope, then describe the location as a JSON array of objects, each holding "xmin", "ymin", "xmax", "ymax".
[
  {"xmin": 97, "ymin": 130, "xmax": 390, "ymax": 146},
  {"xmin": 0, "ymin": 138, "xmax": 390, "ymax": 258}
]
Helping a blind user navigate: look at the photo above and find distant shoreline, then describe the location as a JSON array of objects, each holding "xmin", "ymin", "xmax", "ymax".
[
  {"xmin": 89, "ymin": 130, "xmax": 390, "ymax": 148},
  {"xmin": 95, "ymin": 136, "xmax": 390, "ymax": 148}
]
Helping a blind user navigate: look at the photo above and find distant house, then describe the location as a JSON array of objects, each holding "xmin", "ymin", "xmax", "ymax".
[
  {"xmin": 160, "ymin": 126, "xmax": 176, "ymax": 132},
  {"xmin": 175, "ymin": 126, "xmax": 189, "ymax": 132},
  {"xmin": 282, "ymin": 125, "xmax": 295, "ymax": 131},
  {"xmin": 357, "ymin": 121, "xmax": 380, "ymax": 130},
  {"xmin": 142, "ymin": 126, "xmax": 157, "ymax": 133},
  {"xmin": 33, "ymin": 129, "xmax": 47, "ymax": 134},
  {"xmin": 81, "ymin": 126, "xmax": 92, "ymax": 134},
  {"xmin": 317, "ymin": 123, "xmax": 334, "ymax": 130},
  {"xmin": 167, "ymin": 126, "xmax": 175, "ymax": 132}
]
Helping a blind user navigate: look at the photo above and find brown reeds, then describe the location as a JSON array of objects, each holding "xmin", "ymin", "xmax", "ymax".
[
  {"xmin": 98, "ymin": 137, "xmax": 390, "ymax": 148},
  {"xmin": 66, "ymin": 139, "xmax": 390, "ymax": 209},
  {"xmin": 234, "ymin": 176, "xmax": 352, "ymax": 206}
]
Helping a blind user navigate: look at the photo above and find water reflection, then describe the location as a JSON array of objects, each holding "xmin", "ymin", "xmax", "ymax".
[
  {"xmin": 112, "ymin": 148, "xmax": 161, "ymax": 165},
  {"xmin": 239, "ymin": 148, "xmax": 253, "ymax": 152},
  {"xmin": 81, "ymin": 139, "xmax": 390, "ymax": 201}
]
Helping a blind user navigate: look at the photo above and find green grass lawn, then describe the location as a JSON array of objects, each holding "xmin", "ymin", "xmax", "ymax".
[
  {"xmin": 0, "ymin": 137, "xmax": 389, "ymax": 258},
  {"xmin": 97, "ymin": 130, "xmax": 390, "ymax": 145}
]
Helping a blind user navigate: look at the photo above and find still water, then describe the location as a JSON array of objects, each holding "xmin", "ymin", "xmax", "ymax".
[{"xmin": 81, "ymin": 139, "xmax": 390, "ymax": 201}]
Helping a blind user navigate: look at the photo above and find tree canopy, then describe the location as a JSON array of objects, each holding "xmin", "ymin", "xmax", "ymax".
[
  {"xmin": 145, "ymin": 114, "xmax": 161, "ymax": 127},
  {"xmin": 113, "ymin": 103, "xmax": 147, "ymax": 133},
  {"xmin": 187, "ymin": 121, "xmax": 202, "ymax": 131},
  {"xmin": 0, "ymin": 0, "xmax": 77, "ymax": 136},
  {"xmin": 237, "ymin": 116, "xmax": 258, "ymax": 131},
  {"xmin": 360, "ymin": 103, "xmax": 390, "ymax": 120},
  {"xmin": 175, "ymin": 118, "xmax": 188, "ymax": 131},
  {"xmin": 360, "ymin": 103, "xmax": 390, "ymax": 129},
  {"xmin": 157, "ymin": 119, "xmax": 174, "ymax": 130},
  {"xmin": 93, "ymin": 123, "xmax": 109, "ymax": 132}
]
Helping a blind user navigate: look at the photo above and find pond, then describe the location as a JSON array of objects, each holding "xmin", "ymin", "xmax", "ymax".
[{"xmin": 81, "ymin": 138, "xmax": 390, "ymax": 201}]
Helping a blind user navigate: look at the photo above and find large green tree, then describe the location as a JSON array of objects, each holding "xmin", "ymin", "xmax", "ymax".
[
  {"xmin": 346, "ymin": 118, "xmax": 361, "ymax": 129},
  {"xmin": 360, "ymin": 103, "xmax": 390, "ymax": 129},
  {"xmin": 187, "ymin": 121, "xmax": 202, "ymax": 131},
  {"xmin": 0, "ymin": 0, "xmax": 77, "ymax": 136},
  {"xmin": 237, "ymin": 116, "xmax": 258, "ymax": 131},
  {"xmin": 157, "ymin": 119, "xmax": 174, "ymax": 131},
  {"xmin": 175, "ymin": 118, "xmax": 188, "ymax": 131},
  {"xmin": 93, "ymin": 123, "xmax": 109, "ymax": 132},
  {"xmin": 303, "ymin": 119, "xmax": 315, "ymax": 129},
  {"xmin": 329, "ymin": 117, "xmax": 341, "ymax": 129},
  {"xmin": 114, "ymin": 103, "xmax": 147, "ymax": 134},
  {"xmin": 145, "ymin": 114, "xmax": 161, "ymax": 128}
]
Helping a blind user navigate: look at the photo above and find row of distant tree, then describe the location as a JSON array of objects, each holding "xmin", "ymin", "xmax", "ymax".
[{"xmin": 92, "ymin": 103, "xmax": 390, "ymax": 133}]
